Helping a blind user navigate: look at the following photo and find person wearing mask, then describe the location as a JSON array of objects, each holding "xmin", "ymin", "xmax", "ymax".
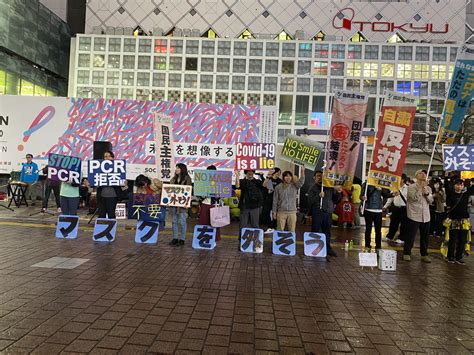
[
  {"xmin": 383, "ymin": 176, "xmax": 408, "ymax": 244},
  {"xmin": 351, "ymin": 183, "xmax": 362, "ymax": 227},
  {"xmin": 135, "ymin": 174, "xmax": 162, "ymax": 194},
  {"xmin": 307, "ymin": 171, "xmax": 342, "ymax": 257},
  {"xmin": 403, "ymin": 170, "xmax": 433, "ymax": 262},
  {"xmin": 169, "ymin": 163, "xmax": 192, "ymax": 246},
  {"xmin": 20, "ymin": 154, "xmax": 40, "ymax": 206},
  {"xmin": 262, "ymin": 168, "xmax": 282, "ymax": 234},
  {"xmin": 97, "ymin": 151, "xmax": 123, "ymax": 219},
  {"xmin": 272, "ymin": 167, "xmax": 305, "ymax": 232},
  {"xmin": 361, "ymin": 183, "xmax": 391, "ymax": 251},
  {"xmin": 40, "ymin": 165, "xmax": 61, "ymax": 213},
  {"xmin": 429, "ymin": 178, "xmax": 446, "ymax": 238},
  {"xmin": 198, "ymin": 165, "xmax": 222, "ymax": 241},
  {"xmin": 236, "ymin": 169, "xmax": 264, "ymax": 234},
  {"xmin": 60, "ymin": 181, "xmax": 80, "ymax": 216},
  {"xmin": 445, "ymin": 179, "xmax": 474, "ymax": 264}
]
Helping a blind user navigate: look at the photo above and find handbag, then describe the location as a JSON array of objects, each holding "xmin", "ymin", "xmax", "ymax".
[{"xmin": 210, "ymin": 204, "xmax": 230, "ymax": 228}]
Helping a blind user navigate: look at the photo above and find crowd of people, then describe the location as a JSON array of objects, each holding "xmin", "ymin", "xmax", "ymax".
[{"xmin": 16, "ymin": 153, "xmax": 474, "ymax": 263}]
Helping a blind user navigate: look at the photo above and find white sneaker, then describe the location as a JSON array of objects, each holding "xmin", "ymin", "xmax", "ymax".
[
  {"xmin": 394, "ymin": 239, "xmax": 405, "ymax": 244},
  {"xmin": 264, "ymin": 228, "xmax": 274, "ymax": 234}
]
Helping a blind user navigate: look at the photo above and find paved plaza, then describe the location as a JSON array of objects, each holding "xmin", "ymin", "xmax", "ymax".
[{"xmin": 0, "ymin": 207, "xmax": 472, "ymax": 354}]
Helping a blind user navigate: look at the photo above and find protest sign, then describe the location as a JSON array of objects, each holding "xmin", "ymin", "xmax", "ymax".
[
  {"xmin": 272, "ymin": 231, "xmax": 296, "ymax": 256},
  {"xmin": 359, "ymin": 252, "xmax": 378, "ymax": 267},
  {"xmin": 92, "ymin": 219, "xmax": 117, "ymax": 242},
  {"xmin": 55, "ymin": 215, "xmax": 79, "ymax": 239},
  {"xmin": 443, "ymin": 144, "xmax": 474, "ymax": 171},
  {"xmin": 240, "ymin": 228, "xmax": 264, "ymax": 253},
  {"xmin": 128, "ymin": 193, "xmax": 166, "ymax": 223},
  {"xmin": 303, "ymin": 232, "xmax": 327, "ymax": 257},
  {"xmin": 438, "ymin": 45, "xmax": 474, "ymax": 144},
  {"xmin": 235, "ymin": 143, "xmax": 275, "ymax": 170},
  {"xmin": 87, "ymin": 160, "xmax": 126, "ymax": 187},
  {"xmin": 135, "ymin": 221, "xmax": 160, "ymax": 244},
  {"xmin": 281, "ymin": 135, "xmax": 323, "ymax": 170},
  {"xmin": 193, "ymin": 170, "xmax": 232, "ymax": 198},
  {"xmin": 161, "ymin": 184, "xmax": 192, "ymax": 208},
  {"xmin": 323, "ymin": 91, "xmax": 368, "ymax": 189},
  {"xmin": 115, "ymin": 203, "xmax": 127, "ymax": 220},
  {"xmin": 259, "ymin": 106, "xmax": 278, "ymax": 144},
  {"xmin": 48, "ymin": 154, "xmax": 82, "ymax": 184},
  {"xmin": 154, "ymin": 113, "xmax": 175, "ymax": 181},
  {"xmin": 173, "ymin": 143, "xmax": 235, "ymax": 161},
  {"xmin": 368, "ymin": 91, "xmax": 417, "ymax": 191},
  {"xmin": 192, "ymin": 225, "xmax": 217, "ymax": 250}
]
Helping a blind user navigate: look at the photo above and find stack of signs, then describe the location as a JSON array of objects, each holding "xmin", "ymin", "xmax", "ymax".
[
  {"xmin": 48, "ymin": 154, "xmax": 82, "ymax": 184},
  {"xmin": 281, "ymin": 135, "xmax": 323, "ymax": 170},
  {"xmin": 235, "ymin": 143, "xmax": 275, "ymax": 170},
  {"xmin": 88, "ymin": 160, "xmax": 126, "ymax": 187},
  {"xmin": 193, "ymin": 170, "xmax": 232, "ymax": 198}
]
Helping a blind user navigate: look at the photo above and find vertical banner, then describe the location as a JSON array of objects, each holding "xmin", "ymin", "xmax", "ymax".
[
  {"xmin": 153, "ymin": 113, "xmax": 175, "ymax": 182},
  {"xmin": 323, "ymin": 91, "xmax": 368, "ymax": 189},
  {"xmin": 438, "ymin": 45, "xmax": 474, "ymax": 144},
  {"xmin": 368, "ymin": 91, "xmax": 417, "ymax": 191},
  {"xmin": 259, "ymin": 106, "xmax": 278, "ymax": 144}
]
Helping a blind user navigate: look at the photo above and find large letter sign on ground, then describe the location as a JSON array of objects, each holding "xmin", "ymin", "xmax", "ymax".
[
  {"xmin": 443, "ymin": 144, "xmax": 474, "ymax": 171},
  {"xmin": 135, "ymin": 220, "xmax": 159, "ymax": 244},
  {"xmin": 192, "ymin": 225, "xmax": 217, "ymax": 250},
  {"xmin": 438, "ymin": 45, "xmax": 474, "ymax": 144},
  {"xmin": 55, "ymin": 215, "xmax": 80, "ymax": 239},
  {"xmin": 193, "ymin": 170, "xmax": 232, "ymax": 198},
  {"xmin": 281, "ymin": 135, "xmax": 323, "ymax": 170},
  {"xmin": 48, "ymin": 154, "xmax": 82, "ymax": 184},
  {"xmin": 272, "ymin": 231, "xmax": 296, "ymax": 256},
  {"xmin": 240, "ymin": 228, "xmax": 264, "ymax": 253},
  {"xmin": 93, "ymin": 219, "xmax": 117, "ymax": 242},
  {"xmin": 303, "ymin": 232, "xmax": 327, "ymax": 257},
  {"xmin": 235, "ymin": 143, "xmax": 275, "ymax": 170},
  {"xmin": 88, "ymin": 160, "xmax": 126, "ymax": 187},
  {"xmin": 323, "ymin": 91, "xmax": 368, "ymax": 189},
  {"xmin": 368, "ymin": 91, "xmax": 417, "ymax": 191}
]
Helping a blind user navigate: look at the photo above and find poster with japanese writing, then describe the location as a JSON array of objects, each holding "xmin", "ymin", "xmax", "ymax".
[
  {"xmin": 48, "ymin": 153, "xmax": 82, "ymax": 184},
  {"xmin": 153, "ymin": 113, "xmax": 175, "ymax": 182},
  {"xmin": 259, "ymin": 106, "xmax": 278, "ymax": 144},
  {"xmin": 193, "ymin": 170, "xmax": 232, "ymax": 198},
  {"xmin": 128, "ymin": 193, "xmax": 167, "ymax": 224},
  {"xmin": 87, "ymin": 160, "xmax": 126, "ymax": 187},
  {"xmin": 323, "ymin": 91, "xmax": 368, "ymax": 189},
  {"xmin": 235, "ymin": 143, "xmax": 275, "ymax": 170},
  {"xmin": 281, "ymin": 135, "xmax": 324, "ymax": 170},
  {"xmin": 443, "ymin": 144, "xmax": 474, "ymax": 171},
  {"xmin": 368, "ymin": 91, "xmax": 417, "ymax": 191},
  {"xmin": 160, "ymin": 184, "xmax": 192, "ymax": 208},
  {"xmin": 438, "ymin": 45, "xmax": 474, "ymax": 144},
  {"xmin": 173, "ymin": 143, "xmax": 235, "ymax": 162}
]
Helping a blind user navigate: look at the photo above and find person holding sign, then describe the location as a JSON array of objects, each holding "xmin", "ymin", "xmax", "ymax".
[
  {"xmin": 97, "ymin": 151, "xmax": 122, "ymax": 219},
  {"xmin": 198, "ymin": 165, "xmax": 222, "ymax": 241},
  {"xmin": 169, "ymin": 163, "xmax": 192, "ymax": 246},
  {"xmin": 236, "ymin": 170, "xmax": 264, "ymax": 236},
  {"xmin": 307, "ymin": 171, "xmax": 342, "ymax": 257},
  {"xmin": 272, "ymin": 167, "xmax": 305, "ymax": 232},
  {"xmin": 60, "ymin": 181, "xmax": 80, "ymax": 216}
]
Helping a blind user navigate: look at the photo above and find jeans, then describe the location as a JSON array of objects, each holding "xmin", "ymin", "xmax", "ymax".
[
  {"xmin": 364, "ymin": 211, "xmax": 383, "ymax": 249},
  {"xmin": 98, "ymin": 197, "xmax": 118, "ymax": 219},
  {"xmin": 60, "ymin": 196, "xmax": 80, "ymax": 216},
  {"xmin": 386, "ymin": 206, "xmax": 407, "ymax": 241},
  {"xmin": 172, "ymin": 207, "xmax": 187, "ymax": 240},
  {"xmin": 42, "ymin": 183, "xmax": 60, "ymax": 209},
  {"xmin": 312, "ymin": 208, "xmax": 333, "ymax": 250},
  {"xmin": 403, "ymin": 218, "xmax": 430, "ymax": 256},
  {"xmin": 448, "ymin": 228, "xmax": 467, "ymax": 261}
]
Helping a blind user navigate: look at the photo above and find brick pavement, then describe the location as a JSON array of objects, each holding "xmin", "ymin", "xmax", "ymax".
[{"xmin": 0, "ymin": 215, "xmax": 472, "ymax": 354}]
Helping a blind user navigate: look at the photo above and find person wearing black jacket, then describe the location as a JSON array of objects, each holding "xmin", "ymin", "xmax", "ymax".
[
  {"xmin": 445, "ymin": 179, "xmax": 474, "ymax": 264},
  {"xmin": 236, "ymin": 169, "xmax": 264, "ymax": 235},
  {"xmin": 307, "ymin": 171, "xmax": 342, "ymax": 257},
  {"xmin": 97, "ymin": 151, "xmax": 123, "ymax": 219},
  {"xmin": 41, "ymin": 165, "xmax": 61, "ymax": 213}
]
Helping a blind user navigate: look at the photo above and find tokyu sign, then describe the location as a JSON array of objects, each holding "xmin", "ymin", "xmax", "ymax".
[{"xmin": 333, "ymin": 8, "xmax": 448, "ymax": 34}]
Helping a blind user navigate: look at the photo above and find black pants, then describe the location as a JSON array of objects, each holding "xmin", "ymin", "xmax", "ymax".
[
  {"xmin": 312, "ymin": 208, "xmax": 334, "ymax": 251},
  {"xmin": 386, "ymin": 206, "xmax": 407, "ymax": 240},
  {"xmin": 403, "ymin": 218, "xmax": 430, "ymax": 256},
  {"xmin": 261, "ymin": 198, "xmax": 274, "ymax": 229},
  {"xmin": 448, "ymin": 228, "xmax": 467, "ymax": 261},
  {"xmin": 98, "ymin": 197, "xmax": 118, "ymax": 219},
  {"xmin": 432, "ymin": 212, "xmax": 445, "ymax": 236},
  {"xmin": 42, "ymin": 183, "xmax": 60, "ymax": 209},
  {"xmin": 79, "ymin": 187, "xmax": 90, "ymax": 206},
  {"xmin": 364, "ymin": 211, "xmax": 382, "ymax": 249}
]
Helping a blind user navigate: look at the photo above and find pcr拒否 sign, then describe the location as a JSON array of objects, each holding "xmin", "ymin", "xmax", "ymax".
[{"xmin": 87, "ymin": 159, "xmax": 126, "ymax": 187}]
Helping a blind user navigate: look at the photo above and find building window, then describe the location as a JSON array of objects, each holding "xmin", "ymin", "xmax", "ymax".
[
  {"xmin": 201, "ymin": 57, "xmax": 214, "ymax": 72},
  {"xmin": 295, "ymin": 96, "xmax": 309, "ymax": 125},
  {"xmin": 365, "ymin": 98, "xmax": 376, "ymax": 128},
  {"xmin": 79, "ymin": 37, "xmax": 91, "ymax": 51},
  {"xmin": 450, "ymin": 47, "xmax": 458, "ymax": 62},
  {"xmin": 298, "ymin": 43, "xmax": 312, "ymax": 58},
  {"xmin": 412, "ymin": 115, "xmax": 427, "ymax": 131},
  {"xmin": 312, "ymin": 96, "xmax": 326, "ymax": 126},
  {"xmin": 331, "ymin": 44, "xmax": 345, "ymax": 59},
  {"xmin": 410, "ymin": 133, "xmax": 426, "ymax": 149},
  {"xmin": 433, "ymin": 47, "xmax": 447, "ymax": 61},
  {"xmin": 122, "ymin": 55, "xmax": 135, "ymax": 69},
  {"xmin": 108, "ymin": 38, "xmax": 121, "ymax": 52},
  {"xmin": 250, "ymin": 42, "xmax": 263, "ymax": 56},
  {"xmin": 381, "ymin": 63, "xmax": 394, "ymax": 77},
  {"xmin": 122, "ymin": 72, "xmax": 135, "ymax": 86},
  {"xmin": 169, "ymin": 57, "xmax": 182, "ymax": 71},
  {"xmin": 346, "ymin": 62, "xmax": 362, "ymax": 77},
  {"xmin": 266, "ymin": 42, "xmax": 280, "ymax": 57},
  {"xmin": 217, "ymin": 41, "xmax": 231, "ymax": 55},
  {"xmin": 431, "ymin": 82, "xmax": 446, "ymax": 97},
  {"xmin": 138, "ymin": 39, "xmax": 151, "ymax": 52},
  {"xmin": 282, "ymin": 61, "xmax": 294, "ymax": 74},
  {"xmin": 170, "ymin": 40, "xmax": 183, "ymax": 54},
  {"xmin": 123, "ymin": 38, "xmax": 136, "ymax": 52},
  {"xmin": 154, "ymin": 39, "xmax": 167, "ymax": 54},
  {"xmin": 249, "ymin": 59, "xmax": 263, "ymax": 73},
  {"xmin": 248, "ymin": 76, "xmax": 261, "ymax": 91},
  {"xmin": 106, "ymin": 88, "xmax": 118, "ymax": 98},
  {"xmin": 430, "ymin": 99, "xmax": 444, "ymax": 114},
  {"xmin": 93, "ymin": 55, "xmax": 105, "ymax": 68},
  {"xmin": 279, "ymin": 95, "xmax": 293, "ymax": 124},
  {"xmin": 381, "ymin": 45, "xmax": 395, "ymax": 60},
  {"xmin": 201, "ymin": 41, "xmax": 215, "ymax": 55},
  {"xmin": 239, "ymin": 29, "xmax": 254, "ymax": 40},
  {"xmin": 280, "ymin": 77, "xmax": 294, "ymax": 92},
  {"xmin": 297, "ymin": 78, "xmax": 310, "ymax": 92},
  {"xmin": 416, "ymin": 46, "xmax": 430, "ymax": 61},
  {"xmin": 315, "ymin": 44, "xmax": 329, "ymax": 58},
  {"xmin": 168, "ymin": 73, "xmax": 182, "ymax": 88},
  {"xmin": 397, "ymin": 81, "xmax": 411, "ymax": 94},
  {"xmin": 330, "ymin": 79, "xmax": 344, "ymax": 92},
  {"xmin": 216, "ymin": 75, "xmax": 229, "ymax": 89},
  {"xmin": 363, "ymin": 80, "xmax": 377, "ymax": 94},
  {"xmin": 365, "ymin": 45, "xmax": 379, "ymax": 60},
  {"xmin": 264, "ymin": 77, "xmax": 278, "ymax": 91},
  {"xmin": 217, "ymin": 58, "xmax": 230, "ymax": 72},
  {"xmin": 414, "ymin": 81, "xmax": 428, "ymax": 96},
  {"xmin": 93, "ymin": 37, "xmax": 106, "ymax": 52},
  {"xmin": 154, "ymin": 57, "xmax": 167, "ymax": 70},
  {"xmin": 78, "ymin": 54, "xmax": 90, "ymax": 67},
  {"xmin": 152, "ymin": 73, "xmax": 166, "ymax": 87},
  {"xmin": 331, "ymin": 62, "xmax": 344, "ymax": 76},
  {"xmin": 313, "ymin": 78, "xmax": 327, "ymax": 92},
  {"xmin": 232, "ymin": 76, "xmax": 246, "ymax": 90},
  {"xmin": 200, "ymin": 74, "xmax": 213, "ymax": 89},
  {"xmin": 380, "ymin": 80, "xmax": 394, "ymax": 93},
  {"xmin": 106, "ymin": 71, "xmax": 119, "ymax": 85},
  {"xmin": 265, "ymin": 60, "xmax": 278, "ymax": 74},
  {"xmin": 431, "ymin": 64, "xmax": 447, "ymax": 80},
  {"xmin": 233, "ymin": 59, "xmax": 247, "ymax": 73},
  {"xmin": 77, "ymin": 70, "xmax": 90, "ymax": 84},
  {"xmin": 298, "ymin": 61, "xmax": 311, "ymax": 75},
  {"xmin": 184, "ymin": 74, "xmax": 197, "ymax": 88},
  {"xmin": 363, "ymin": 63, "xmax": 378, "ymax": 78},
  {"xmin": 234, "ymin": 42, "xmax": 247, "ymax": 56},
  {"xmin": 314, "ymin": 61, "xmax": 328, "ymax": 76},
  {"xmin": 282, "ymin": 43, "xmax": 296, "ymax": 57},
  {"xmin": 414, "ymin": 64, "xmax": 429, "ymax": 79},
  {"xmin": 186, "ymin": 40, "xmax": 199, "ymax": 54},
  {"xmin": 347, "ymin": 44, "xmax": 362, "ymax": 59},
  {"xmin": 346, "ymin": 79, "xmax": 360, "ymax": 91},
  {"xmin": 397, "ymin": 64, "xmax": 412, "ymax": 79},
  {"xmin": 137, "ymin": 72, "xmax": 150, "ymax": 86},
  {"xmin": 137, "ymin": 56, "xmax": 151, "ymax": 69},
  {"xmin": 108, "ymin": 55, "xmax": 120, "ymax": 68},
  {"xmin": 185, "ymin": 57, "xmax": 198, "ymax": 71},
  {"xmin": 417, "ymin": 99, "xmax": 428, "ymax": 114},
  {"xmin": 398, "ymin": 46, "xmax": 413, "ymax": 60}
]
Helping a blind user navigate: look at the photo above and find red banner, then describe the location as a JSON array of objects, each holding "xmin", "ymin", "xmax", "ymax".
[{"xmin": 368, "ymin": 91, "xmax": 417, "ymax": 191}]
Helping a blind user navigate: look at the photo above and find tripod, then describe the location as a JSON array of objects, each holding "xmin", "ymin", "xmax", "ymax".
[{"xmin": 30, "ymin": 180, "xmax": 55, "ymax": 217}]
